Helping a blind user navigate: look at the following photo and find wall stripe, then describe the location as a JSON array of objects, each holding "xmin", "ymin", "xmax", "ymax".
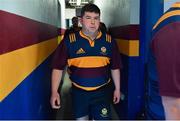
[
  {"xmin": 109, "ymin": 25, "xmax": 139, "ymax": 40},
  {"xmin": 116, "ymin": 39, "xmax": 139, "ymax": 56},
  {"xmin": 0, "ymin": 10, "xmax": 58, "ymax": 55},
  {"xmin": 57, "ymin": 35, "xmax": 64, "ymax": 44},
  {"xmin": 109, "ymin": 25, "xmax": 139, "ymax": 56},
  {"xmin": 0, "ymin": 37, "xmax": 58, "ymax": 102}
]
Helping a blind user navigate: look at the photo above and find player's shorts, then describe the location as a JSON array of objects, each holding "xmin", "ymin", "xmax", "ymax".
[{"xmin": 71, "ymin": 84, "xmax": 113, "ymax": 120}]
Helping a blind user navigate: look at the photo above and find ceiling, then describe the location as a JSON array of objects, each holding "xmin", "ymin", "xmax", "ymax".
[{"xmin": 65, "ymin": 0, "xmax": 94, "ymax": 8}]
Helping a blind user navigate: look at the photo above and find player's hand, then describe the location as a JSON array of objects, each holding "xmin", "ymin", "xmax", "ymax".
[
  {"xmin": 50, "ymin": 92, "xmax": 61, "ymax": 109},
  {"xmin": 113, "ymin": 89, "xmax": 121, "ymax": 104}
]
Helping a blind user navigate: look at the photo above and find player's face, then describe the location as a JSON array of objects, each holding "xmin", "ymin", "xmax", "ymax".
[{"xmin": 81, "ymin": 12, "xmax": 100, "ymax": 35}]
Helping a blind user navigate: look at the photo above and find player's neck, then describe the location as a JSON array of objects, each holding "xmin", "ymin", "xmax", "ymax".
[{"xmin": 82, "ymin": 29, "xmax": 98, "ymax": 40}]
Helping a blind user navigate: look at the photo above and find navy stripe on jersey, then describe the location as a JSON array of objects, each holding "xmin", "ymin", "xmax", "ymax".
[
  {"xmin": 70, "ymin": 75, "xmax": 109, "ymax": 87},
  {"xmin": 152, "ymin": 16, "xmax": 180, "ymax": 36},
  {"xmin": 165, "ymin": 7, "xmax": 180, "ymax": 13}
]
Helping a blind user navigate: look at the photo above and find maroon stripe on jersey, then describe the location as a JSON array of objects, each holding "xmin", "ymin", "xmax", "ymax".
[
  {"xmin": 69, "ymin": 66, "xmax": 110, "ymax": 78},
  {"xmin": 0, "ymin": 10, "xmax": 59, "ymax": 55},
  {"xmin": 109, "ymin": 24, "xmax": 139, "ymax": 40},
  {"xmin": 152, "ymin": 22, "xmax": 180, "ymax": 97}
]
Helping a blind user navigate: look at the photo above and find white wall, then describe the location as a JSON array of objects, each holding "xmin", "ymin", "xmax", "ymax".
[
  {"xmin": 164, "ymin": 0, "xmax": 179, "ymax": 12},
  {"xmin": 65, "ymin": 9, "xmax": 76, "ymax": 19},
  {"xmin": 94, "ymin": 0, "xmax": 140, "ymax": 27},
  {"xmin": 59, "ymin": 0, "xmax": 66, "ymax": 29},
  {"xmin": 130, "ymin": 0, "xmax": 140, "ymax": 24},
  {"xmin": 0, "ymin": 0, "xmax": 61, "ymax": 27},
  {"xmin": 94, "ymin": 0, "xmax": 130, "ymax": 27}
]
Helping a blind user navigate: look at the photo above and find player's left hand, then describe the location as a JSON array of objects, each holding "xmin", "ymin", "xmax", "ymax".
[{"xmin": 113, "ymin": 89, "xmax": 121, "ymax": 104}]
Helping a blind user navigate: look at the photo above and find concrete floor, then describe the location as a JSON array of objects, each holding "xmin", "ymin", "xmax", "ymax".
[{"xmin": 55, "ymin": 71, "xmax": 120, "ymax": 120}]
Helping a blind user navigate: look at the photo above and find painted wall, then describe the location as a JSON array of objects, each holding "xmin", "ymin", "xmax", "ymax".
[
  {"xmin": 0, "ymin": 0, "xmax": 61, "ymax": 27},
  {"xmin": 94, "ymin": 0, "xmax": 140, "ymax": 27},
  {"xmin": 0, "ymin": 0, "xmax": 60, "ymax": 119},
  {"xmin": 140, "ymin": 0, "xmax": 164, "ymax": 120},
  {"xmin": 59, "ymin": 0, "xmax": 66, "ymax": 29},
  {"xmin": 65, "ymin": 9, "xmax": 76, "ymax": 19},
  {"xmin": 130, "ymin": 0, "xmax": 140, "ymax": 24},
  {"xmin": 164, "ymin": 0, "xmax": 179, "ymax": 11},
  {"xmin": 94, "ymin": 0, "xmax": 130, "ymax": 27}
]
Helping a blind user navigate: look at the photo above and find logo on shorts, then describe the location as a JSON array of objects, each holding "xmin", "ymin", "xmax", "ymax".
[{"xmin": 100, "ymin": 108, "xmax": 108, "ymax": 117}]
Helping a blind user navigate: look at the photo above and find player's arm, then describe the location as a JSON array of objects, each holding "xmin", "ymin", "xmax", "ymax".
[
  {"xmin": 110, "ymin": 37, "xmax": 122, "ymax": 104},
  {"xmin": 50, "ymin": 38, "xmax": 68, "ymax": 109},
  {"xmin": 111, "ymin": 69, "xmax": 121, "ymax": 104},
  {"xmin": 50, "ymin": 69, "xmax": 63, "ymax": 109}
]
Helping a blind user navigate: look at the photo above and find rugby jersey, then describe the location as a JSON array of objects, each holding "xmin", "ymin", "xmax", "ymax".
[
  {"xmin": 150, "ymin": 2, "xmax": 180, "ymax": 97},
  {"xmin": 51, "ymin": 30, "xmax": 121, "ymax": 91}
]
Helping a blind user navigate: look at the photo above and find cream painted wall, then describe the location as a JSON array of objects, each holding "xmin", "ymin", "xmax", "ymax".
[
  {"xmin": 0, "ymin": 0, "xmax": 61, "ymax": 27},
  {"xmin": 130, "ymin": 0, "xmax": 140, "ymax": 24},
  {"xmin": 164, "ymin": 0, "xmax": 179, "ymax": 12},
  {"xmin": 65, "ymin": 9, "xmax": 76, "ymax": 19},
  {"xmin": 94, "ymin": 0, "xmax": 140, "ymax": 27},
  {"xmin": 94, "ymin": 0, "xmax": 130, "ymax": 27}
]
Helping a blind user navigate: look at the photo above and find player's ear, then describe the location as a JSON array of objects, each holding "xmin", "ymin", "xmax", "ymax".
[{"xmin": 79, "ymin": 18, "xmax": 83, "ymax": 25}]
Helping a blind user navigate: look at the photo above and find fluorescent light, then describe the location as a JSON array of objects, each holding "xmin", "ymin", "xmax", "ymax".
[{"xmin": 77, "ymin": 0, "xmax": 81, "ymax": 6}]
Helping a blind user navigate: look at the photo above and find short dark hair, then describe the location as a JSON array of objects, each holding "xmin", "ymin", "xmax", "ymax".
[
  {"xmin": 81, "ymin": 3, "xmax": 100, "ymax": 17},
  {"xmin": 72, "ymin": 16, "xmax": 78, "ymax": 23}
]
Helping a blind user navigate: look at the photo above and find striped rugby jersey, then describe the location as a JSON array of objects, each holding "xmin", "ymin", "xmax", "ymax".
[
  {"xmin": 150, "ymin": 2, "xmax": 180, "ymax": 97},
  {"xmin": 51, "ymin": 30, "xmax": 121, "ymax": 91}
]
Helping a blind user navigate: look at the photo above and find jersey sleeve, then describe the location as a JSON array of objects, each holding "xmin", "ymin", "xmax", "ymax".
[
  {"xmin": 110, "ymin": 38, "xmax": 122, "ymax": 69},
  {"xmin": 51, "ymin": 39, "xmax": 68, "ymax": 70}
]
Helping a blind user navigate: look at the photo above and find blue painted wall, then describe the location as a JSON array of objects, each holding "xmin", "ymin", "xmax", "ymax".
[
  {"xmin": 140, "ymin": 0, "xmax": 165, "ymax": 119},
  {"xmin": 0, "ymin": 57, "xmax": 54, "ymax": 119}
]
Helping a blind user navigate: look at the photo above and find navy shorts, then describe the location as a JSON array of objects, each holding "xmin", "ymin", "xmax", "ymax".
[{"xmin": 71, "ymin": 84, "xmax": 113, "ymax": 120}]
